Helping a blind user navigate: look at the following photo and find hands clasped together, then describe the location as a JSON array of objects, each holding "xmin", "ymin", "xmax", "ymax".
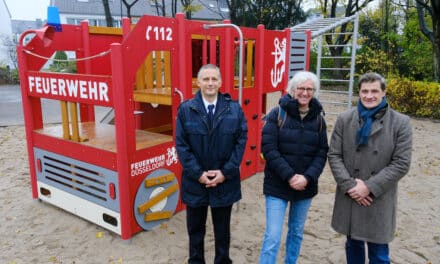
[
  {"xmin": 288, "ymin": 174, "xmax": 308, "ymax": 191},
  {"xmin": 347, "ymin": 179, "xmax": 373, "ymax": 206},
  {"xmin": 199, "ymin": 170, "xmax": 226, "ymax": 188}
]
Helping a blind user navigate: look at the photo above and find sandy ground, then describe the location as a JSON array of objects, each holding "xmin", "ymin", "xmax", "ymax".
[{"xmin": 1, "ymin": 112, "xmax": 439, "ymax": 264}]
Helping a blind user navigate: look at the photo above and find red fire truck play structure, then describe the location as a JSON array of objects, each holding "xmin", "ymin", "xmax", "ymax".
[{"xmin": 17, "ymin": 13, "xmax": 310, "ymax": 240}]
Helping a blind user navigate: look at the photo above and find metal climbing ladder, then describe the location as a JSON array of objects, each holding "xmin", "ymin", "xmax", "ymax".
[{"xmin": 291, "ymin": 13, "xmax": 359, "ymax": 113}]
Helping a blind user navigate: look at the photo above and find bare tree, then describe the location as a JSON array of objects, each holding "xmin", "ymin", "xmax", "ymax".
[
  {"xmin": 149, "ymin": 0, "xmax": 180, "ymax": 17},
  {"xmin": 180, "ymin": 0, "xmax": 203, "ymax": 19},
  {"xmin": 102, "ymin": 0, "xmax": 114, "ymax": 27},
  {"xmin": 122, "ymin": 0, "xmax": 141, "ymax": 19},
  {"xmin": 224, "ymin": 0, "xmax": 305, "ymax": 29},
  {"xmin": 150, "ymin": 0, "xmax": 166, "ymax": 16},
  {"xmin": 171, "ymin": 0, "xmax": 178, "ymax": 16},
  {"xmin": 224, "ymin": 0, "xmax": 248, "ymax": 25},
  {"xmin": 1, "ymin": 35, "xmax": 18, "ymax": 70},
  {"xmin": 416, "ymin": 0, "xmax": 440, "ymax": 81},
  {"xmin": 197, "ymin": 0, "xmax": 228, "ymax": 20},
  {"xmin": 317, "ymin": 0, "xmax": 375, "ymax": 78}
]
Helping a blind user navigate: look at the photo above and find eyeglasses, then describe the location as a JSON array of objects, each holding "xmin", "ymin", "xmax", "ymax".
[{"xmin": 296, "ymin": 87, "xmax": 315, "ymax": 93}]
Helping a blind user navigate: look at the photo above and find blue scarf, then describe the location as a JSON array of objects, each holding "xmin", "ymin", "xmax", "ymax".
[{"xmin": 356, "ymin": 97, "xmax": 387, "ymax": 145}]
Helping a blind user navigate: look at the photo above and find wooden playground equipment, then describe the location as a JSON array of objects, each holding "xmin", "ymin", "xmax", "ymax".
[{"xmin": 17, "ymin": 13, "xmax": 310, "ymax": 240}]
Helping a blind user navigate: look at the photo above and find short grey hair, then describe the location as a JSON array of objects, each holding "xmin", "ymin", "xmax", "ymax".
[
  {"xmin": 197, "ymin": 64, "xmax": 222, "ymax": 81},
  {"xmin": 286, "ymin": 71, "xmax": 320, "ymax": 97}
]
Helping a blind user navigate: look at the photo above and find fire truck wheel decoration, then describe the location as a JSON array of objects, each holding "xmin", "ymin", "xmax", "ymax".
[{"xmin": 134, "ymin": 168, "xmax": 179, "ymax": 230}]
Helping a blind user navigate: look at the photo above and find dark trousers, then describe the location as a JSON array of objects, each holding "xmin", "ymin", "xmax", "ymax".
[
  {"xmin": 345, "ymin": 236, "xmax": 390, "ymax": 264},
  {"xmin": 186, "ymin": 205, "xmax": 233, "ymax": 264}
]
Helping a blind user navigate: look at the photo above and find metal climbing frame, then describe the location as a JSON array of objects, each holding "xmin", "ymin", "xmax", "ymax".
[{"xmin": 291, "ymin": 13, "xmax": 359, "ymax": 112}]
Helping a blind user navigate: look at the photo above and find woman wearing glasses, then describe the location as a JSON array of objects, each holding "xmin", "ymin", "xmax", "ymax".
[{"xmin": 259, "ymin": 71, "xmax": 329, "ymax": 264}]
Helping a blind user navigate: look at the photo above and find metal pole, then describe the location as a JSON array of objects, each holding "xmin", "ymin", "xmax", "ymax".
[
  {"xmin": 120, "ymin": 0, "xmax": 123, "ymax": 23},
  {"xmin": 316, "ymin": 34, "xmax": 323, "ymax": 99},
  {"xmin": 348, "ymin": 13, "xmax": 359, "ymax": 109},
  {"xmin": 203, "ymin": 23, "xmax": 244, "ymax": 106}
]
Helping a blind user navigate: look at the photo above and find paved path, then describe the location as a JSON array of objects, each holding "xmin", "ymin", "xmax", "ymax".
[{"xmin": 0, "ymin": 84, "xmax": 110, "ymax": 126}]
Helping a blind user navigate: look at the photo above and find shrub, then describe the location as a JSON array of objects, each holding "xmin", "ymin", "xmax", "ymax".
[
  {"xmin": 0, "ymin": 66, "xmax": 19, "ymax": 84},
  {"xmin": 387, "ymin": 78, "xmax": 440, "ymax": 119}
]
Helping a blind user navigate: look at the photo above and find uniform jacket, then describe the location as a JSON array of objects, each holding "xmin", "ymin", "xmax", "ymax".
[
  {"xmin": 176, "ymin": 91, "xmax": 248, "ymax": 207},
  {"xmin": 328, "ymin": 105, "xmax": 412, "ymax": 244},
  {"xmin": 261, "ymin": 94, "xmax": 329, "ymax": 201}
]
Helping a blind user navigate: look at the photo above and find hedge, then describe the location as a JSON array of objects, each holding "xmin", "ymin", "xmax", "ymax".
[{"xmin": 386, "ymin": 78, "xmax": 440, "ymax": 119}]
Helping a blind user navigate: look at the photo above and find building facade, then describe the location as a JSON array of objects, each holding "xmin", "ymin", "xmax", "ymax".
[
  {"xmin": 0, "ymin": 0, "xmax": 13, "ymax": 67},
  {"xmin": 52, "ymin": 0, "xmax": 230, "ymax": 26}
]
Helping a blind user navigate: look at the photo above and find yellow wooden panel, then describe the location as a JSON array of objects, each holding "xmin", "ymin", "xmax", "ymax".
[
  {"xmin": 60, "ymin": 101, "xmax": 70, "ymax": 140},
  {"xmin": 246, "ymin": 40, "xmax": 254, "ymax": 87},
  {"xmin": 164, "ymin": 51, "xmax": 171, "ymax": 87},
  {"xmin": 69, "ymin": 102, "xmax": 79, "ymax": 142},
  {"xmin": 144, "ymin": 123, "xmax": 173, "ymax": 133},
  {"xmin": 144, "ymin": 211, "xmax": 173, "ymax": 222},
  {"xmin": 144, "ymin": 173, "xmax": 175, "ymax": 187},
  {"xmin": 137, "ymin": 184, "xmax": 179, "ymax": 214},
  {"xmin": 35, "ymin": 123, "xmax": 173, "ymax": 152},
  {"xmin": 133, "ymin": 88, "xmax": 172, "ymax": 105},
  {"xmin": 191, "ymin": 34, "xmax": 219, "ymax": 40},
  {"xmin": 133, "ymin": 95, "xmax": 170, "ymax": 105},
  {"xmin": 146, "ymin": 54, "xmax": 154, "ymax": 89},
  {"xmin": 156, "ymin": 51, "xmax": 164, "ymax": 87},
  {"xmin": 89, "ymin": 26, "xmax": 123, "ymax": 35},
  {"xmin": 135, "ymin": 61, "xmax": 146, "ymax": 90}
]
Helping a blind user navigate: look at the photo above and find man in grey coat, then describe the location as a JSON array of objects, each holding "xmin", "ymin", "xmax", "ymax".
[{"xmin": 328, "ymin": 72, "xmax": 412, "ymax": 264}]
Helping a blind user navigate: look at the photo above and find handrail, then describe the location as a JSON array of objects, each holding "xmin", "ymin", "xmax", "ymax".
[
  {"xmin": 174, "ymin": 88, "xmax": 184, "ymax": 103},
  {"xmin": 203, "ymin": 23, "xmax": 244, "ymax": 106}
]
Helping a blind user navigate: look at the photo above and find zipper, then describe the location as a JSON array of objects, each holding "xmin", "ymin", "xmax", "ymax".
[
  {"xmin": 190, "ymin": 105, "xmax": 210, "ymax": 129},
  {"xmin": 209, "ymin": 105, "xmax": 229, "ymax": 133}
]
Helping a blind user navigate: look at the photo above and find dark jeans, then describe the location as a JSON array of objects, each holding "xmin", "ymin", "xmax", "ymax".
[
  {"xmin": 186, "ymin": 205, "xmax": 233, "ymax": 264},
  {"xmin": 345, "ymin": 236, "xmax": 390, "ymax": 264}
]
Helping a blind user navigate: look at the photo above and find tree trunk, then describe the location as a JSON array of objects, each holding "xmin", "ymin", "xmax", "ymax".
[
  {"xmin": 383, "ymin": 0, "xmax": 389, "ymax": 52},
  {"xmin": 171, "ymin": 0, "xmax": 177, "ymax": 17},
  {"xmin": 102, "ymin": 0, "xmax": 114, "ymax": 27},
  {"xmin": 432, "ymin": 1, "xmax": 440, "ymax": 82},
  {"xmin": 122, "ymin": 0, "xmax": 140, "ymax": 20},
  {"xmin": 433, "ymin": 42, "xmax": 440, "ymax": 82},
  {"xmin": 417, "ymin": 1, "xmax": 440, "ymax": 82}
]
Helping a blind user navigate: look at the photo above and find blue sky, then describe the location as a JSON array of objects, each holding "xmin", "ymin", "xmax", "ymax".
[{"xmin": 5, "ymin": 0, "xmax": 50, "ymax": 20}]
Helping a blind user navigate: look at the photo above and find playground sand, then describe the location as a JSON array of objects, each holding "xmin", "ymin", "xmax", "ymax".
[{"xmin": 1, "ymin": 116, "xmax": 439, "ymax": 264}]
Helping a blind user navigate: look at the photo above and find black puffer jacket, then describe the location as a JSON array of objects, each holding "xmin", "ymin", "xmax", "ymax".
[{"xmin": 261, "ymin": 94, "xmax": 329, "ymax": 201}]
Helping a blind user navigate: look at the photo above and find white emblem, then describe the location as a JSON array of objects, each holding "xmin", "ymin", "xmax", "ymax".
[
  {"xmin": 270, "ymin": 37, "xmax": 286, "ymax": 88},
  {"xmin": 166, "ymin": 146, "xmax": 178, "ymax": 166}
]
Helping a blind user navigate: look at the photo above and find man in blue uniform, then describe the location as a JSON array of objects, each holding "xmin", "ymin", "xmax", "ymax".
[{"xmin": 176, "ymin": 64, "xmax": 248, "ymax": 264}]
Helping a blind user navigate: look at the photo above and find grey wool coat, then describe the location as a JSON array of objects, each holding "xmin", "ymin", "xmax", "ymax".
[{"xmin": 328, "ymin": 105, "xmax": 412, "ymax": 244}]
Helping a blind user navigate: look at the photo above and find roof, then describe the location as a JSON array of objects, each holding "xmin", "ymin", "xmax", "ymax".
[
  {"xmin": 11, "ymin": 19, "xmax": 45, "ymax": 34},
  {"xmin": 52, "ymin": 0, "xmax": 230, "ymax": 21}
]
